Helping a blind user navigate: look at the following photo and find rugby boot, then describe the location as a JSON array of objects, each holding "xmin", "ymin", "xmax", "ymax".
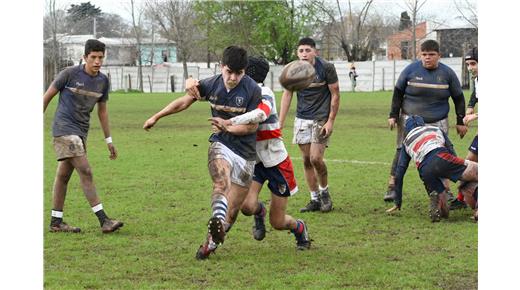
[
  {"xmin": 207, "ymin": 217, "xmax": 226, "ymax": 245},
  {"xmin": 446, "ymin": 190, "xmax": 456, "ymax": 203},
  {"xmin": 293, "ymin": 219, "xmax": 311, "ymax": 250},
  {"xmin": 383, "ymin": 189, "xmax": 397, "ymax": 202},
  {"xmin": 195, "ymin": 234, "xmax": 218, "ymax": 260},
  {"xmin": 252, "ymin": 202, "xmax": 266, "ymax": 241},
  {"xmin": 49, "ymin": 221, "xmax": 81, "ymax": 233},
  {"xmin": 320, "ymin": 189, "xmax": 333, "ymax": 212},
  {"xmin": 439, "ymin": 193, "xmax": 449, "ymax": 219},
  {"xmin": 299, "ymin": 199, "xmax": 321, "ymax": 213},
  {"xmin": 449, "ymin": 198, "xmax": 467, "ymax": 210},
  {"xmin": 429, "ymin": 191, "xmax": 441, "ymax": 223},
  {"xmin": 101, "ymin": 218, "xmax": 124, "ymax": 233}
]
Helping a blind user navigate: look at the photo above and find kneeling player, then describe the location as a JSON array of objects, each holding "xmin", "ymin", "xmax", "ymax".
[
  {"xmin": 387, "ymin": 115, "xmax": 478, "ymax": 222},
  {"xmin": 214, "ymin": 57, "xmax": 311, "ymax": 250}
]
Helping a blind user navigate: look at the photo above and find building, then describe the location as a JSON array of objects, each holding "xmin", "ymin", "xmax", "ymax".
[
  {"xmin": 434, "ymin": 25, "xmax": 478, "ymax": 58},
  {"xmin": 386, "ymin": 22, "xmax": 437, "ymax": 60}
]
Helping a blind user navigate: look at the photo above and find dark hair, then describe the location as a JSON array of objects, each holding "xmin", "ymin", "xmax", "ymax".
[
  {"xmin": 298, "ymin": 37, "xmax": 316, "ymax": 48},
  {"xmin": 221, "ymin": 46, "xmax": 248, "ymax": 73},
  {"xmin": 246, "ymin": 56, "xmax": 270, "ymax": 83},
  {"xmin": 420, "ymin": 40, "xmax": 440, "ymax": 53},
  {"xmin": 465, "ymin": 47, "xmax": 478, "ymax": 62},
  {"xmin": 84, "ymin": 39, "xmax": 106, "ymax": 56}
]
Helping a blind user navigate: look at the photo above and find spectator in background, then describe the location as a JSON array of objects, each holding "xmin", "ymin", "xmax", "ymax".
[{"xmin": 349, "ymin": 65, "xmax": 358, "ymax": 92}]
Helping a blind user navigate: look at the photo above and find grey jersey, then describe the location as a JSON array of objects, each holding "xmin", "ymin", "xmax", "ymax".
[
  {"xmin": 295, "ymin": 57, "xmax": 338, "ymax": 120},
  {"xmin": 51, "ymin": 65, "xmax": 109, "ymax": 138}
]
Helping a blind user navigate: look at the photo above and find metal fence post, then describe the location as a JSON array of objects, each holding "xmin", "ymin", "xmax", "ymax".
[{"xmin": 372, "ymin": 60, "xmax": 375, "ymax": 92}]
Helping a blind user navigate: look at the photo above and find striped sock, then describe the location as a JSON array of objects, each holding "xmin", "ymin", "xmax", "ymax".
[
  {"xmin": 457, "ymin": 192, "xmax": 464, "ymax": 201},
  {"xmin": 255, "ymin": 202, "xmax": 266, "ymax": 217},
  {"xmin": 310, "ymin": 191, "xmax": 319, "ymax": 201},
  {"xmin": 291, "ymin": 220, "xmax": 304, "ymax": 235},
  {"xmin": 212, "ymin": 195, "xmax": 228, "ymax": 221}
]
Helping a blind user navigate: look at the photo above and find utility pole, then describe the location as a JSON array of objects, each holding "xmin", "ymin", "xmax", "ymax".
[{"xmin": 93, "ymin": 17, "xmax": 97, "ymax": 38}]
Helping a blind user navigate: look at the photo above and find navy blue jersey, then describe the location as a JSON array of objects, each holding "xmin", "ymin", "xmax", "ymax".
[
  {"xmin": 51, "ymin": 65, "xmax": 109, "ymax": 138},
  {"xmin": 394, "ymin": 61, "xmax": 465, "ymax": 124},
  {"xmin": 295, "ymin": 57, "xmax": 338, "ymax": 120},
  {"xmin": 199, "ymin": 75, "xmax": 262, "ymax": 161}
]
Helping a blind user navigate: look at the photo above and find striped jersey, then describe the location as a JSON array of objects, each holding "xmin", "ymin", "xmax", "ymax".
[
  {"xmin": 403, "ymin": 125, "xmax": 447, "ymax": 167},
  {"xmin": 256, "ymin": 86, "xmax": 288, "ymax": 167}
]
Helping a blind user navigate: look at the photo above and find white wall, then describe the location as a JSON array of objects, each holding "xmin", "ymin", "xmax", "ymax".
[{"xmin": 101, "ymin": 57, "xmax": 464, "ymax": 93}]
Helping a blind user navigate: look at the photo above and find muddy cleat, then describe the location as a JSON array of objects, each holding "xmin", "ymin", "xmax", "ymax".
[
  {"xmin": 383, "ymin": 190, "xmax": 397, "ymax": 202},
  {"xmin": 320, "ymin": 190, "xmax": 333, "ymax": 212},
  {"xmin": 207, "ymin": 217, "xmax": 226, "ymax": 245},
  {"xmin": 446, "ymin": 190, "xmax": 456, "ymax": 203},
  {"xmin": 49, "ymin": 222, "xmax": 81, "ymax": 233},
  {"xmin": 449, "ymin": 199, "xmax": 467, "ymax": 210},
  {"xmin": 101, "ymin": 219, "xmax": 124, "ymax": 233},
  {"xmin": 195, "ymin": 234, "xmax": 218, "ymax": 260},
  {"xmin": 294, "ymin": 219, "xmax": 311, "ymax": 250},
  {"xmin": 429, "ymin": 191, "xmax": 441, "ymax": 222},
  {"xmin": 252, "ymin": 202, "xmax": 266, "ymax": 241},
  {"xmin": 300, "ymin": 200, "xmax": 321, "ymax": 213}
]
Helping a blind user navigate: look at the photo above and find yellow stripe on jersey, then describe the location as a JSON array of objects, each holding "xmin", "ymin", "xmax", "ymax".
[{"xmin": 407, "ymin": 82, "xmax": 449, "ymax": 89}]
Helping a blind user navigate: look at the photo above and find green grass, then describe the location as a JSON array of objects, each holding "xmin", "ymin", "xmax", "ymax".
[{"xmin": 44, "ymin": 91, "xmax": 477, "ymax": 289}]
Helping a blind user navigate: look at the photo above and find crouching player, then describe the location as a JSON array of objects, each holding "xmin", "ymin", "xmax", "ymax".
[
  {"xmin": 210, "ymin": 56, "xmax": 311, "ymax": 250},
  {"xmin": 386, "ymin": 115, "xmax": 478, "ymax": 222}
]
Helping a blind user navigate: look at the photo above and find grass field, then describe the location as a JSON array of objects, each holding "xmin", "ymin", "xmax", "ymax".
[{"xmin": 44, "ymin": 91, "xmax": 477, "ymax": 289}]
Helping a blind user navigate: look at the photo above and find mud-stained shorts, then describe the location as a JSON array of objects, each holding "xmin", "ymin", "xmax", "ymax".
[
  {"xmin": 396, "ymin": 113, "xmax": 449, "ymax": 148},
  {"xmin": 53, "ymin": 135, "xmax": 86, "ymax": 161},
  {"xmin": 292, "ymin": 117, "xmax": 329, "ymax": 145},
  {"xmin": 208, "ymin": 141, "xmax": 255, "ymax": 187}
]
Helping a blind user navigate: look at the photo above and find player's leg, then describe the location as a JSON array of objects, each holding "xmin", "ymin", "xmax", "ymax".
[
  {"xmin": 49, "ymin": 159, "xmax": 80, "ymax": 232},
  {"xmin": 69, "ymin": 155, "xmax": 123, "ymax": 233},
  {"xmin": 453, "ymin": 136, "xmax": 478, "ymax": 209},
  {"xmin": 240, "ymin": 180, "xmax": 266, "ymax": 241},
  {"xmin": 293, "ymin": 118, "xmax": 320, "ymax": 212},
  {"xmin": 269, "ymin": 194, "xmax": 310, "ymax": 250},
  {"xmin": 309, "ymin": 142, "xmax": 332, "ymax": 212},
  {"xmin": 384, "ymin": 114, "xmax": 406, "ymax": 202},
  {"xmin": 298, "ymin": 143, "xmax": 321, "ymax": 212}
]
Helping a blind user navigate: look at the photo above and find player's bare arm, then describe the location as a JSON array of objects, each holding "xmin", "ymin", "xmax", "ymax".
[
  {"xmin": 185, "ymin": 78, "xmax": 201, "ymax": 100},
  {"xmin": 209, "ymin": 117, "xmax": 258, "ymax": 135},
  {"xmin": 322, "ymin": 81, "xmax": 340, "ymax": 137},
  {"xmin": 278, "ymin": 89, "xmax": 293, "ymax": 129},
  {"xmin": 98, "ymin": 102, "xmax": 117, "ymax": 160},
  {"xmin": 143, "ymin": 94, "xmax": 197, "ymax": 130},
  {"xmin": 43, "ymin": 85, "xmax": 59, "ymax": 112}
]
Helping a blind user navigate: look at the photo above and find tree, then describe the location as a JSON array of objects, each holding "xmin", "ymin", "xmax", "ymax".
[
  {"xmin": 130, "ymin": 0, "xmax": 144, "ymax": 91},
  {"xmin": 454, "ymin": 0, "xmax": 478, "ymax": 29},
  {"xmin": 403, "ymin": 0, "xmax": 428, "ymax": 60},
  {"xmin": 147, "ymin": 0, "xmax": 199, "ymax": 80},
  {"xmin": 65, "ymin": 2, "xmax": 102, "ymax": 35},
  {"xmin": 44, "ymin": 0, "xmax": 68, "ymax": 87}
]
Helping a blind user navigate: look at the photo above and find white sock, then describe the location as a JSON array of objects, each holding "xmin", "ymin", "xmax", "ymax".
[
  {"xmin": 310, "ymin": 191, "xmax": 319, "ymax": 201},
  {"xmin": 319, "ymin": 185, "xmax": 329, "ymax": 192}
]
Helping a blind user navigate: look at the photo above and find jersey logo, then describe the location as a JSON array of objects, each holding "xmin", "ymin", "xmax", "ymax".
[
  {"xmin": 76, "ymin": 82, "xmax": 84, "ymax": 87},
  {"xmin": 415, "ymin": 76, "xmax": 423, "ymax": 81},
  {"xmin": 235, "ymin": 96, "xmax": 244, "ymax": 106}
]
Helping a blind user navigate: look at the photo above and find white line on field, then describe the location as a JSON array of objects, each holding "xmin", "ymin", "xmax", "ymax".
[{"xmin": 292, "ymin": 157, "xmax": 391, "ymax": 166}]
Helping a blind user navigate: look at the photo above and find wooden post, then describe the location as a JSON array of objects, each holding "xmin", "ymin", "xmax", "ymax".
[
  {"xmin": 148, "ymin": 75, "xmax": 152, "ymax": 93},
  {"xmin": 392, "ymin": 59, "xmax": 396, "ymax": 87},
  {"xmin": 128, "ymin": 74, "xmax": 132, "ymax": 91},
  {"xmin": 107, "ymin": 72, "xmax": 112, "ymax": 92},
  {"xmin": 371, "ymin": 60, "xmax": 375, "ymax": 92},
  {"xmin": 171, "ymin": 75, "xmax": 175, "ymax": 92},
  {"xmin": 382, "ymin": 68, "xmax": 385, "ymax": 91}
]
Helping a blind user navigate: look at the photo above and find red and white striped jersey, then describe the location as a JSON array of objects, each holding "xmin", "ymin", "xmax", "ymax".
[{"xmin": 403, "ymin": 125, "xmax": 446, "ymax": 167}]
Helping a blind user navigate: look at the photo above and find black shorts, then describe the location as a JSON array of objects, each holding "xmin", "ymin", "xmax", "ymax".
[
  {"xmin": 419, "ymin": 149, "xmax": 467, "ymax": 194},
  {"xmin": 469, "ymin": 135, "xmax": 478, "ymax": 155}
]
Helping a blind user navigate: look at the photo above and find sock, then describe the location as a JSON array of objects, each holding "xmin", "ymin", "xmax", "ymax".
[
  {"xmin": 92, "ymin": 203, "xmax": 109, "ymax": 226},
  {"xmin": 457, "ymin": 192, "xmax": 464, "ymax": 201},
  {"xmin": 51, "ymin": 210, "xmax": 63, "ymax": 226},
  {"xmin": 290, "ymin": 220, "xmax": 304, "ymax": 235},
  {"xmin": 255, "ymin": 202, "xmax": 266, "ymax": 217},
  {"xmin": 212, "ymin": 195, "xmax": 228, "ymax": 222},
  {"xmin": 319, "ymin": 185, "xmax": 328, "ymax": 192},
  {"xmin": 310, "ymin": 191, "xmax": 319, "ymax": 201}
]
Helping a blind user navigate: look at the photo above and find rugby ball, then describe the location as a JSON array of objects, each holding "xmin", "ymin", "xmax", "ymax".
[{"xmin": 279, "ymin": 60, "xmax": 316, "ymax": 91}]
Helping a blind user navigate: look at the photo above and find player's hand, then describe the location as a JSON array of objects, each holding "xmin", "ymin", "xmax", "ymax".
[
  {"xmin": 466, "ymin": 107, "xmax": 474, "ymax": 115},
  {"xmin": 386, "ymin": 205, "xmax": 400, "ymax": 213},
  {"xmin": 388, "ymin": 118, "xmax": 397, "ymax": 130},
  {"xmin": 209, "ymin": 117, "xmax": 231, "ymax": 132},
  {"xmin": 456, "ymin": 124, "xmax": 468, "ymax": 139},
  {"xmin": 320, "ymin": 121, "xmax": 334, "ymax": 138},
  {"xmin": 463, "ymin": 113, "xmax": 478, "ymax": 125},
  {"xmin": 185, "ymin": 78, "xmax": 201, "ymax": 100},
  {"xmin": 107, "ymin": 143, "xmax": 117, "ymax": 160},
  {"xmin": 143, "ymin": 116, "xmax": 158, "ymax": 131}
]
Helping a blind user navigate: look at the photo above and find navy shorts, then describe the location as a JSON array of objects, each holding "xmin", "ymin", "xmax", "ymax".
[
  {"xmin": 419, "ymin": 149, "xmax": 467, "ymax": 194},
  {"xmin": 469, "ymin": 135, "xmax": 478, "ymax": 155},
  {"xmin": 252, "ymin": 156, "xmax": 298, "ymax": 197}
]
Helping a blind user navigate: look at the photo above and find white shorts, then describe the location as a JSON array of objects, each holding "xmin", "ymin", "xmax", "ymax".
[
  {"xmin": 208, "ymin": 142, "xmax": 255, "ymax": 187},
  {"xmin": 292, "ymin": 117, "xmax": 329, "ymax": 145}
]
